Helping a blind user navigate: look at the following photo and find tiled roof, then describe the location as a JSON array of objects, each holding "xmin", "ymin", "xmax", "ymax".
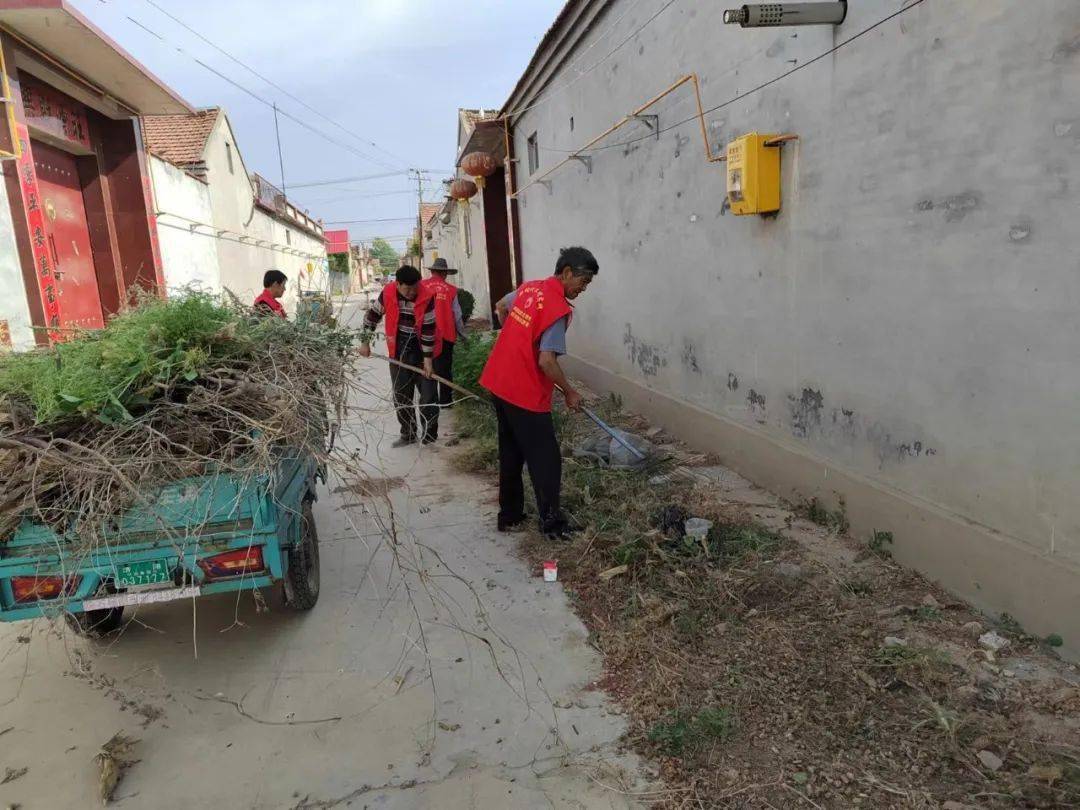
[
  {"xmin": 141, "ymin": 108, "xmax": 219, "ymax": 173},
  {"xmin": 460, "ymin": 108, "xmax": 499, "ymax": 129},
  {"xmin": 420, "ymin": 202, "xmax": 441, "ymax": 226}
]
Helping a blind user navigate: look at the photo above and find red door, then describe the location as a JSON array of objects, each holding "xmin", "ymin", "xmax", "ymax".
[{"xmin": 32, "ymin": 139, "xmax": 104, "ymax": 331}]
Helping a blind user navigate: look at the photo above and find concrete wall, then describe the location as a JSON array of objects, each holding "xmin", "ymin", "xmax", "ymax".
[
  {"xmin": 150, "ymin": 156, "xmax": 220, "ymax": 295},
  {"xmin": 508, "ymin": 1, "xmax": 1080, "ymax": 648},
  {"xmin": 0, "ymin": 178, "xmax": 35, "ymax": 351},
  {"xmin": 152, "ymin": 113, "xmax": 328, "ymax": 313},
  {"xmin": 428, "ymin": 195, "xmax": 491, "ymax": 314}
]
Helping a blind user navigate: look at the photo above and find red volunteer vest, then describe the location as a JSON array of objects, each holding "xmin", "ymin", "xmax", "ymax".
[
  {"xmin": 415, "ymin": 277, "xmax": 458, "ymax": 359},
  {"xmin": 253, "ymin": 289, "xmax": 286, "ymax": 318},
  {"xmin": 480, "ymin": 277, "xmax": 572, "ymax": 413},
  {"xmin": 382, "ymin": 282, "xmax": 404, "ymax": 358}
]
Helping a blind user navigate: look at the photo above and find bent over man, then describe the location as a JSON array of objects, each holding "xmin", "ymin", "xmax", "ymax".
[
  {"xmin": 479, "ymin": 246, "xmax": 598, "ymax": 540},
  {"xmin": 359, "ymin": 265, "xmax": 439, "ymax": 446}
]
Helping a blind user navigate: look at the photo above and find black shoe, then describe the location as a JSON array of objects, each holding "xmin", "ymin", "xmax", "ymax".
[
  {"xmin": 544, "ymin": 527, "xmax": 578, "ymax": 543},
  {"xmin": 497, "ymin": 515, "xmax": 527, "ymax": 532},
  {"xmin": 392, "ymin": 436, "xmax": 416, "ymax": 448},
  {"xmin": 421, "ymin": 435, "xmax": 438, "ymax": 445},
  {"xmin": 542, "ymin": 516, "xmax": 582, "ymax": 542}
]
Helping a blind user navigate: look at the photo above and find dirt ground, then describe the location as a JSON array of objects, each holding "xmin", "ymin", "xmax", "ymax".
[{"xmin": 452, "ymin": 385, "xmax": 1080, "ymax": 810}]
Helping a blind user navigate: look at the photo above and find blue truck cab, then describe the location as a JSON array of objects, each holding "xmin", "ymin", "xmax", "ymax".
[{"xmin": 0, "ymin": 449, "xmax": 321, "ymax": 634}]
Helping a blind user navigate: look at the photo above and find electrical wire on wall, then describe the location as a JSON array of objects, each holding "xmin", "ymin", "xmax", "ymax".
[
  {"xmin": 504, "ymin": 0, "xmax": 679, "ymax": 119},
  {"xmin": 527, "ymin": 0, "xmax": 931, "ymax": 169},
  {"xmin": 155, "ymin": 211, "xmax": 324, "ymax": 259}
]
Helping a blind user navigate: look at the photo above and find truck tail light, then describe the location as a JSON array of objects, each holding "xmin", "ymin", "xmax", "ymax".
[
  {"xmin": 197, "ymin": 547, "xmax": 265, "ymax": 580},
  {"xmin": 11, "ymin": 575, "xmax": 80, "ymax": 603}
]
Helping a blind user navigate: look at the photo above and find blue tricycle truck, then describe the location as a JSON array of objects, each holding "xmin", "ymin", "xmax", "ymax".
[{"xmin": 0, "ymin": 448, "xmax": 321, "ymax": 634}]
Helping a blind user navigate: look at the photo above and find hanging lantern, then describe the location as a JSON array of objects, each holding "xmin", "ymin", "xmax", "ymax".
[
  {"xmin": 449, "ymin": 178, "xmax": 478, "ymax": 202},
  {"xmin": 460, "ymin": 151, "xmax": 498, "ymax": 190}
]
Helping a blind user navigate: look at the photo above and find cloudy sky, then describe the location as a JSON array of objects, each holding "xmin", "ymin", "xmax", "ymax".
[{"xmin": 74, "ymin": 0, "xmax": 565, "ymax": 249}]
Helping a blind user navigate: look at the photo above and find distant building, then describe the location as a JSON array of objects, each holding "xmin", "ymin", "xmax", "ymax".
[
  {"xmin": 0, "ymin": 1, "xmax": 190, "ymax": 349},
  {"xmin": 350, "ymin": 243, "xmax": 378, "ymax": 291},
  {"xmin": 142, "ymin": 108, "xmax": 327, "ymax": 313}
]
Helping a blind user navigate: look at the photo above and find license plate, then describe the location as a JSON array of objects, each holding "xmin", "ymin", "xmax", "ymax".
[
  {"xmin": 83, "ymin": 586, "xmax": 200, "ymax": 611},
  {"xmin": 115, "ymin": 559, "xmax": 172, "ymax": 588}
]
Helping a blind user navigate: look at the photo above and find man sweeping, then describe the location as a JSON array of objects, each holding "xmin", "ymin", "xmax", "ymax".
[
  {"xmin": 358, "ymin": 265, "xmax": 439, "ymax": 446},
  {"xmin": 416, "ymin": 258, "xmax": 467, "ymax": 408},
  {"xmin": 480, "ymin": 246, "xmax": 598, "ymax": 541},
  {"xmin": 253, "ymin": 269, "xmax": 288, "ymax": 318}
]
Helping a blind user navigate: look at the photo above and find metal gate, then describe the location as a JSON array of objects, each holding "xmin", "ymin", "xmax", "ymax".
[{"xmin": 31, "ymin": 139, "xmax": 104, "ymax": 331}]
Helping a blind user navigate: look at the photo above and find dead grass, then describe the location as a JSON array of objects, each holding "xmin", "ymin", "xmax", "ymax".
[{"xmin": 450, "ymin": 365, "xmax": 1080, "ymax": 809}]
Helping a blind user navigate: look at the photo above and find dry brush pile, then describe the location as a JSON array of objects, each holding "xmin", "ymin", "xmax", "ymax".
[{"xmin": 0, "ymin": 292, "xmax": 353, "ymax": 557}]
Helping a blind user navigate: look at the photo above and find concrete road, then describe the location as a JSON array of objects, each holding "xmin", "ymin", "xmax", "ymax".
[{"xmin": 0, "ymin": 299, "xmax": 641, "ymax": 809}]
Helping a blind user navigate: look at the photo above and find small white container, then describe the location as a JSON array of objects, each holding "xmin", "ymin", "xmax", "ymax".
[
  {"xmin": 684, "ymin": 518, "xmax": 714, "ymax": 539},
  {"xmin": 543, "ymin": 560, "xmax": 558, "ymax": 582}
]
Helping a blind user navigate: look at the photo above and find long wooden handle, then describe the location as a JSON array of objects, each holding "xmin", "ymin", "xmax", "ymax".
[{"xmin": 368, "ymin": 352, "xmax": 481, "ymax": 401}]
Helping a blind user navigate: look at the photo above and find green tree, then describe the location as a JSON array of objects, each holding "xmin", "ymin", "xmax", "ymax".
[
  {"xmin": 328, "ymin": 253, "xmax": 349, "ymax": 274},
  {"xmin": 407, "ymin": 236, "xmax": 421, "ymax": 258},
  {"xmin": 370, "ymin": 238, "xmax": 399, "ymax": 273}
]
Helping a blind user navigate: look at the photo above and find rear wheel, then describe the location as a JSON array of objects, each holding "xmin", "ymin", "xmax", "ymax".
[
  {"xmin": 65, "ymin": 607, "xmax": 124, "ymax": 637},
  {"xmin": 284, "ymin": 499, "xmax": 320, "ymax": 610}
]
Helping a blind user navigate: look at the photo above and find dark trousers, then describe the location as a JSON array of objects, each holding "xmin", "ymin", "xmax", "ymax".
[
  {"xmin": 493, "ymin": 396, "xmax": 564, "ymax": 532},
  {"xmin": 390, "ymin": 341, "xmax": 438, "ymax": 441},
  {"xmin": 432, "ymin": 341, "xmax": 455, "ymax": 407}
]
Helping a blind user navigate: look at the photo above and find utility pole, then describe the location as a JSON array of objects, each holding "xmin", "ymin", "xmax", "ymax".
[
  {"xmin": 273, "ymin": 103, "xmax": 287, "ymax": 196},
  {"xmin": 414, "ymin": 168, "xmax": 424, "ymax": 267}
]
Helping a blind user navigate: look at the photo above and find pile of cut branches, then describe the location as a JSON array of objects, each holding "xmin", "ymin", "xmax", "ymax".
[{"xmin": 0, "ymin": 292, "xmax": 354, "ymax": 551}]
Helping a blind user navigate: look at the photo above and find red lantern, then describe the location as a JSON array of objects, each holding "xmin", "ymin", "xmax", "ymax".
[
  {"xmin": 449, "ymin": 178, "xmax": 478, "ymax": 201},
  {"xmin": 461, "ymin": 151, "xmax": 498, "ymax": 190}
]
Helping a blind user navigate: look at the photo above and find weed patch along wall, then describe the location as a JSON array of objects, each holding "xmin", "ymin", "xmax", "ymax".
[{"xmin": 450, "ymin": 328, "xmax": 1080, "ymax": 809}]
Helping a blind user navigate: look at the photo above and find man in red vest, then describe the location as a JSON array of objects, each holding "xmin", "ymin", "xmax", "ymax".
[
  {"xmin": 253, "ymin": 269, "xmax": 288, "ymax": 318},
  {"xmin": 358, "ymin": 265, "xmax": 439, "ymax": 446},
  {"xmin": 480, "ymin": 246, "xmax": 598, "ymax": 541},
  {"xmin": 416, "ymin": 258, "xmax": 467, "ymax": 408}
]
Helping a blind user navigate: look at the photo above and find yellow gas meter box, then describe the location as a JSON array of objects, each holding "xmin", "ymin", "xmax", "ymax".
[{"xmin": 726, "ymin": 133, "xmax": 781, "ymax": 216}]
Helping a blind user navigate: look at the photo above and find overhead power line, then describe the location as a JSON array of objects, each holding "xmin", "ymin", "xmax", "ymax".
[
  {"xmin": 297, "ymin": 188, "xmax": 418, "ymax": 206},
  {"xmin": 289, "ymin": 169, "xmax": 451, "ymax": 190},
  {"xmin": 182, "ymin": 53, "xmax": 401, "ymax": 171},
  {"xmin": 140, "ymin": 0, "xmax": 413, "ymax": 170},
  {"xmin": 114, "ymin": 7, "xmax": 402, "ymax": 171},
  {"xmin": 323, "ymin": 216, "xmax": 418, "ymax": 225}
]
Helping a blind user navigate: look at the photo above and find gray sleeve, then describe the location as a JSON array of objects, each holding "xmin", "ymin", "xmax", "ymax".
[
  {"xmin": 538, "ymin": 316, "xmax": 568, "ymax": 355},
  {"xmin": 452, "ymin": 295, "xmax": 466, "ymax": 337},
  {"xmin": 500, "ymin": 291, "xmax": 516, "ymax": 310}
]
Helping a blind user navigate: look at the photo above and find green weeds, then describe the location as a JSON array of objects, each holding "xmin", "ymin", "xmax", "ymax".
[
  {"xmin": 800, "ymin": 496, "xmax": 850, "ymax": 534},
  {"xmin": 0, "ymin": 292, "xmax": 340, "ymax": 425},
  {"xmin": 869, "ymin": 529, "xmax": 894, "ymax": 559},
  {"xmin": 648, "ymin": 706, "xmax": 735, "ymax": 757}
]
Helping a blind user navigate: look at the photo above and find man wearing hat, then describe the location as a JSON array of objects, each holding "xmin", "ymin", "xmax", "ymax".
[{"xmin": 417, "ymin": 258, "xmax": 467, "ymax": 407}]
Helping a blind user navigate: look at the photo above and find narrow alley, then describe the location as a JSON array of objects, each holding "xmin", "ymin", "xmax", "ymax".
[
  {"xmin": 0, "ymin": 2, "xmax": 1078, "ymax": 808},
  {"xmin": 0, "ymin": 298, "xmax": 642, "ymax": 809}
]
